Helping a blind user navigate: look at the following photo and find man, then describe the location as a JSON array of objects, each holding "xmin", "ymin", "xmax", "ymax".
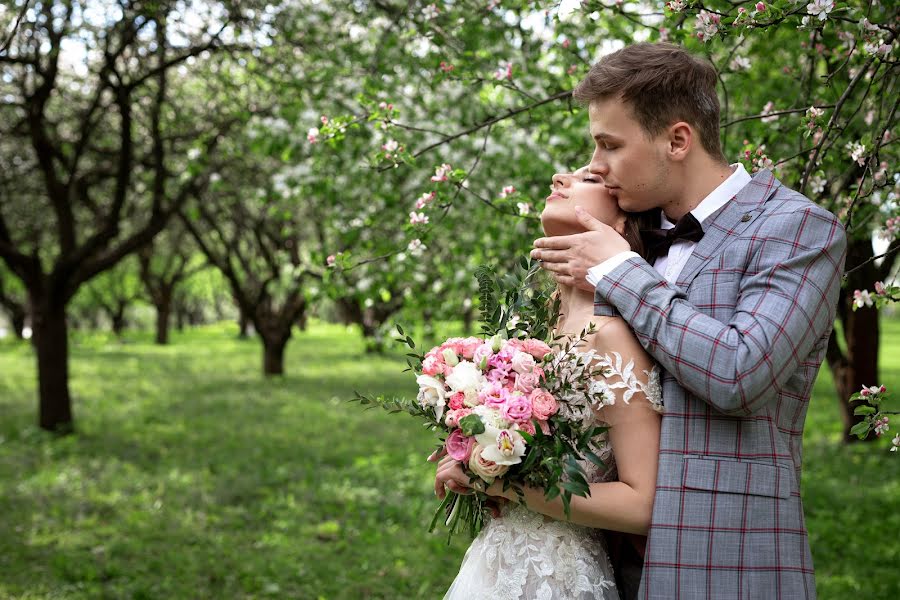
[{"xmin": 531, "ymin": 42, "xmax": 846, "ymax": 599}]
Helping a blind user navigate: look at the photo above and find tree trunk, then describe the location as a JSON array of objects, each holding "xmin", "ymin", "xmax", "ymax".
[
  {"xmin": 462, "ymin": 305, "xmax": 474, "ymax": 336},
  {"xmin": 11, "ymin": 310, "xmax": 26, "ymax": 339},
  {"xmin": 154, "ymin": 290, "xmax": 172, "ymax": 345},
  {"xmin": 262, "ymin": 337, "xmax": 287, "ymax": 375},
  {"xmin": 111, "ymin": 305, "xmax": 127, "ymax": 337},
  {"xmin": 238, "ymin": 308, "xmax": 250, "ymax": 338},
  {"xmin": 827, "ymin": 236, "xmax": 880, "ymax": 442},
  {"xmin": 32, "ymin": 299, "xmax": 73, "ymax": 433}
]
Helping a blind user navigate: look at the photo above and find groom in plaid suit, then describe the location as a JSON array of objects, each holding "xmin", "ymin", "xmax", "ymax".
[{"xmin": 532, "ymin": 43, "xmax": 846, "ymax": 599}]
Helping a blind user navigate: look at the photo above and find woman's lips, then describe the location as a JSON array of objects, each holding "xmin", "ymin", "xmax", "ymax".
[{"xmin": 546, "ymin": 192, "xmax": 566, "ymax": 202}]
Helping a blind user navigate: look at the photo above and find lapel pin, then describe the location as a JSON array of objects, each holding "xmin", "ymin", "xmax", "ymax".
[{"xmin": 741, "ymin": 213, "xmax": 752, "ymax": 222}]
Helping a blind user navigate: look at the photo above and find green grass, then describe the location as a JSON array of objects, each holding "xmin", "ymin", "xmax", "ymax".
[{"xmin": 0, "ymin": 319, "xmax": 898, "ymax": 599}]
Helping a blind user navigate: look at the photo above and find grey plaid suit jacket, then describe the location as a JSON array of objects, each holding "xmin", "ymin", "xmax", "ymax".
[{"xmin": 594, "ymin": 170, "xmax": 846, "ymax": 599}]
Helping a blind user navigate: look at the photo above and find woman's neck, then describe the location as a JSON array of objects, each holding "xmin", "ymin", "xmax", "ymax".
[{"xmin": 555, "ymin": 284, "xmax": 597, "ymax": 334}]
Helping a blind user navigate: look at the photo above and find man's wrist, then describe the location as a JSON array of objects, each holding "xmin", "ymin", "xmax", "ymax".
[{"xmin": 586, "ymin": 251, "xmax": 641, "ymax": 287}]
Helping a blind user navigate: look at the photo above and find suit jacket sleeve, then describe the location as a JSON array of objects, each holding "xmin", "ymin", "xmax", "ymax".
[{"xmin": 594, "ymin": 204, "xmax": 847, "ymax": 416}]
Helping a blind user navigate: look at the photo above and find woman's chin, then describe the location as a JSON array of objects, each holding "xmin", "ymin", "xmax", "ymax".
[{"xmin": 540, "ymin": 212, "xmax": 588, "ymax": 237}]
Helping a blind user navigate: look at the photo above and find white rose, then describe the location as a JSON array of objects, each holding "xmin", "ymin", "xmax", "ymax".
[
  {"xmin": 416, "ymin": 374, "xmax": 447, "ymax": 421},
  {"xmin": 445, "ymin": 361, "xmax": 486, "ymax": 395}
]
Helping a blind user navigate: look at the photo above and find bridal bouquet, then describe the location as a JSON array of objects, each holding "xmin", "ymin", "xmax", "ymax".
[{"xmin": 352, "ymin": 260, "xmax": 618, "ymax": 541}]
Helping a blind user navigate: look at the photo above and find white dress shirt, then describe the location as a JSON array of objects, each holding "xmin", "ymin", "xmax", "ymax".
[{"xmin": 586, "ymin": 163, "xmax": 752, "ymax": 285}]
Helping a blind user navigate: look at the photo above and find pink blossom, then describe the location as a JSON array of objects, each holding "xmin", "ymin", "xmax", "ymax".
[
  {"xmin": 407, "ymin": 238, "xmax": 426, "ymax": 256},
  {"xmin": 853, "ymin": 289, "xmax": 873, "ymax": 309},
  {"xmin": 695, "ymin": 11, "xmax": 720, "ymax": 42},
  {"xmin": 479, "ymin": 380, "xmax": 506, "ymax": 408},
  {"xmin": 530, "ymin": 389, "xmax": 559, "ymax": 420},
  {"xmin": 502, "ymin": 392, "xmax": 533, "ymax": 423},
  {"xmin": 307, "ymin": 127, "xmax": 319, "ymax": 144},
  {"xmin": 378, "ymin": 101, "xmax": 394, "ymax": 111},
  {"xmin": 439, "ymin": 61, "xmax": 454, "ymax": 72},
  {"xmin": 382, "ymin": 139, "xmax": 400, "ymax": 153},
  {"xmin": 431, "ymin": 163, "xmax": 452, "ymax": 182},
  {"xmin": 562, "ymin": 38, "xmax": 570, "ymax": 49},
  {"xmin": 494, "ymin": 62, "xmax": 513, "ymax": 81},
  {"xmin": 409, "ymin": 211, "xmax": 429, "ymax": 225},
  {"xmin": 326, "ymin": 254, "xmax": 336, "ymax": 267},
  {"xmin": 499, "ymin": 185, "xmax": 516, "ymax": 198},
  {"xmin": 666, "ymin": 0, "xmax": 686, "ymax": 11},
  {"xmin": 320, "ymin": 115, "xmax": 329, "ymax": 125},
  {"xmin": 445, "ymin": 429, "xmax": 476, "ymax": 461},
  {"xmin": 517, "ymin": 202, "xmax": 532, "ymax": 216},
  {"xmin": 755, "ymin": 2, "xmax": 766, "ymax": 12},
  {"xmin": 415, "ymin": 191, "xmax": 435, "ymax": 209},
  {"xmin": 806, "ymin": 0, "xmax": 834, "ymax": 21},
  {"xmin": 874, "ymin": 281, "xmax": 886, "ymax": 295},
  {"xmin": 658, "ymin": 27, "xmax": 669, "ymax": 42}
]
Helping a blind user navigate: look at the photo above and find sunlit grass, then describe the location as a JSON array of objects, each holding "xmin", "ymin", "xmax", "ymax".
[{"xmin": 0, "ymin": 318, "xmax": 897, "ymax": 598}]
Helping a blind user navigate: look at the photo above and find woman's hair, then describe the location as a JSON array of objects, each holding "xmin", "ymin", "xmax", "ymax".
[{"xmin": 620, "ymin": 208, "xmax": 659, "ymax": 259}]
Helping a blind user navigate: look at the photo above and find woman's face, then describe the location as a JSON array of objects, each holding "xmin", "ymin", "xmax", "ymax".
[{"xmin": 540, "ymin": 166, "xmax": 626, "ymax": 237}]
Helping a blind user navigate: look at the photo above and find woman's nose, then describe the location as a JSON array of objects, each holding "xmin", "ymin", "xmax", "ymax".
[{"xmin": 551, "ymin": 173, "xmax": 569, "ymax": 188}]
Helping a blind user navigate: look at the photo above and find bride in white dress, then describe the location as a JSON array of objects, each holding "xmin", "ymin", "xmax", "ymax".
[{"xmin": 433, "ymin": 167, "xmax": 663, "ymax": 600}]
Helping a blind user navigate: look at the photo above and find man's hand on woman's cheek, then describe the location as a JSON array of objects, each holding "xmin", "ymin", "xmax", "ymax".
[{"xmin": 531, "ymin": 207, "xmax": 630, "ymax": 291}]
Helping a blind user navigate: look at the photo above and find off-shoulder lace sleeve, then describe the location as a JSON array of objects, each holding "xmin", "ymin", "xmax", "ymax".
[{"xmin": 591, "ymin": 351, "xmax": 664, "ymax": 414}]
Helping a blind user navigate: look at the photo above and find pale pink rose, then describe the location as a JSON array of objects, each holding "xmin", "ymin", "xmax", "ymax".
[
  {"xmin": 537, "ymin": 420, "xmax": 551, "ymax": 435},
  {"xmin": 468, "ymin": 444, "xmax": 509, "ymax": 482},
  {"xmin": 472, "ymin": 343, "xmax": 493, "ymax": 367},
  {"xmin": 502, "ymin": 392, "xmax": 533, "ymax": 423},
  {"xmin": 533, "ymin": 366, "xmax": 545, "ymax": 380},
  {"xmin": 448, "ymin": 392, "xmax": 465, "ymax": 411},
  {"xmin": 511, "ymin": 351, "xmax": 536, "ymax": 374},
  {"xmin": 445, "ymin": 429, "xmax": 476, "ymax": 462},
  {"xmin": 522, "ymin": 339, "xmax": 552, "ymax": 360},
  {"xmin": 514, "ymin": 371, "xmax": 540, "ymax": 394},
  {"xmin": 530, "ymin": 389, "xmax": 559, "ymax": 420}
]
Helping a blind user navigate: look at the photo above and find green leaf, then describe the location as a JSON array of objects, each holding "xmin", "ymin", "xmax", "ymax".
[
  {"xmin": 850, "ymin": 421, "xmax": 871, "ymax": 438},
  {"xmin": 854, "ymin": 405, "xmax": 876, "ymax": 416},
  {"xmin": 458, "ymin": 414, "xmax": 485, "ymax": 436}
]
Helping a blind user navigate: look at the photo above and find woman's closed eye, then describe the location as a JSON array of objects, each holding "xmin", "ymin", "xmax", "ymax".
[{"xmin": 582, "ymin": 176, "xmax": 601, "ymax": 184}]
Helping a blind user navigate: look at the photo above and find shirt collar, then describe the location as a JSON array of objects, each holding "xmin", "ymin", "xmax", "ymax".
[{"xmin": 660, "ymin": 163, "xmax": 752, "ymax": 230}]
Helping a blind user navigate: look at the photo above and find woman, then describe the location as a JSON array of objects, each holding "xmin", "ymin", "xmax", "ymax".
[{"xmin": 432, "ymin": 167, "xmax": 663, "ymax": 600}]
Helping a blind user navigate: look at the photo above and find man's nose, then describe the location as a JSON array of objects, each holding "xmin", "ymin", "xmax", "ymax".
[{"xmin": 588, "ymin": 151, "xmax": 608, "ymax": 176}]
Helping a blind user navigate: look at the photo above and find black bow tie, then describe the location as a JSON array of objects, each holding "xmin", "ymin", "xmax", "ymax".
[{"xmin": 642, "ymin": 213, "xmax": 705, "ymax": 263}]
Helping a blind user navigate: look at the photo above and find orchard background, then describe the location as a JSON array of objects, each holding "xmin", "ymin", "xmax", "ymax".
[{"xmin": 0, "ymin": 0, "xmax": 897, "ymax": 597}]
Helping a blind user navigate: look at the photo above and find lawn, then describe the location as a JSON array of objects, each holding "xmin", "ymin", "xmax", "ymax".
[{"xmin": 0, "ymin": 319, "xmax": 897, "ymax": 599}]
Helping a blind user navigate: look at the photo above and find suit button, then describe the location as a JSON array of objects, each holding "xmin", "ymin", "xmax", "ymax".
[{"xmin": 741, "ymin": 213, "xmax": 752, "ymax": 222}]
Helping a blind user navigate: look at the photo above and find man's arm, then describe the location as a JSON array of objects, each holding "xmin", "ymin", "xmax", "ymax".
[{"xmin": 596, "ymin": 205, "xmax": 846, "ymax": 416}]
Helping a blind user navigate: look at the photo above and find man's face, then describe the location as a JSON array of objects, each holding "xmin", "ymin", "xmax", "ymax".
[{"xmin": 587, "ymin": 97, "xmax": 672, "ymax": 213}]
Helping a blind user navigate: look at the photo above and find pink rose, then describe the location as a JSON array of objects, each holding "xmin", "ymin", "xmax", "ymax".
[
  {"xmin": 522, "ymin": 339, "xmax": 552, "ymax": 360},
  {"xmin": 444, "ymin": 408, "xmax": 472, "ymax": 428},
  {"xmin": 502, "ymin": 391, "xmax": 532, "ymax": 423},
  {"xmin": 514, "ymin": 371, "xmax": 540, "ymax": 394},
  {"xmin": 530, "ymin": 389, "xmax": 559, "ymax": 420},
  {"xmin": 511, "ymin": 351, "xmax": 536, "ymax": 374},
  {"xmin": 448, "ymin": 392, "xmax": 465, "ymax": 411},
  {"xmin": 445, "ymin": 429, "xmax": 476, "ymax": 462},
  {"xmin": 537, "ymin": 420, "xmax": 551, "ymax": 435},
  {"xmin": 517, "ymin": 420, "xmax": 536, "ymax": 436},
  {"xmin": 459, "ymin": 338, "xmax": 482, "ymax": 360}
]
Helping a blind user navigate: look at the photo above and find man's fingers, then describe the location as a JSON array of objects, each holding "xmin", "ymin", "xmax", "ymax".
[
  {"xmin": 533, "ymin": 235, "xmax": 575, "ymax": 250},
  {"xmin": 531, "ymin": 249, "xmax": 568, "ymax": 264},
  {"xmin": 540, "ymin": 261, "xmax": 569, "ymax": 275}
]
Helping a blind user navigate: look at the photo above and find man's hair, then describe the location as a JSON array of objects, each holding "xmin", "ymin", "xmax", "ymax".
[{"xmin": 573, "ymin": 42, "xmax": 726, "ymax": 162}]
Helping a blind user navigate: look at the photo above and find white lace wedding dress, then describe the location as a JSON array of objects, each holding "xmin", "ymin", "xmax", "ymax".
[{"xmin": 443, "ymin": 352, "xmax": 662, "ymax": 600}]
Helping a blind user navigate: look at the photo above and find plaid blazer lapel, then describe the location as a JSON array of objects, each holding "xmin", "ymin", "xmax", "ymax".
[{"xmin": 675, "ymin": 169, "xmax": 780, "ymax": 289}]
